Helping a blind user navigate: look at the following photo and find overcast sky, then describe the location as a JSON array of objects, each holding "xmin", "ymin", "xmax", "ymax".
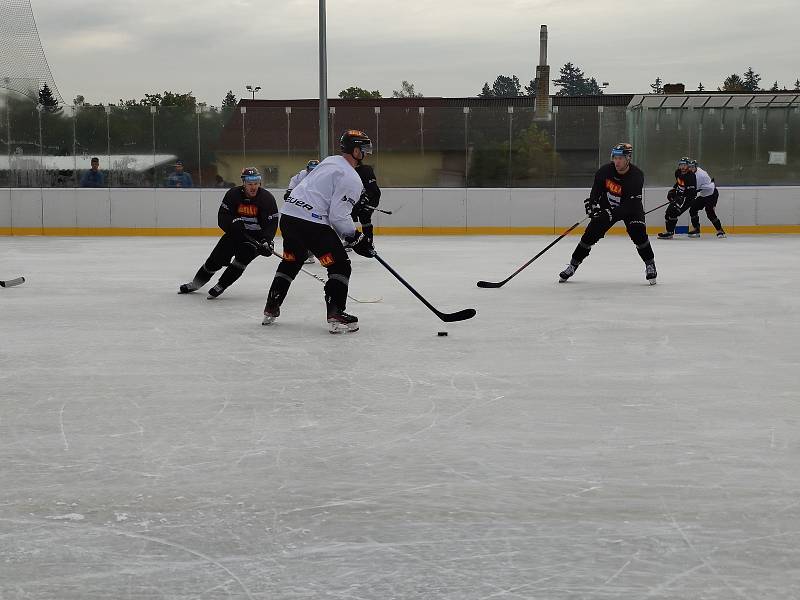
[{"xmin": 32, "ymin": 0, "xmax": 799, "ymax": 105}]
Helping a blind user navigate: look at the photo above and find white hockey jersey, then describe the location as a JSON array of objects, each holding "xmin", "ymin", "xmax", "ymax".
[
  {"xmin": 287, "ymin": 168, "xmax": 309, "ymax": 191},
  {"xmin": 694, "ymin": 167, "xmax": 716, "ymax": 197},
  {"xmin": 280, "ymin": 155, "xmax": 363, "ymax": 238}
]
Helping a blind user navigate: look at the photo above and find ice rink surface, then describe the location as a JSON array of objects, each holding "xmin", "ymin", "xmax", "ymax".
[{"xmin": 1, "ymin": 234, "xmax": 799, "ymax": 599}]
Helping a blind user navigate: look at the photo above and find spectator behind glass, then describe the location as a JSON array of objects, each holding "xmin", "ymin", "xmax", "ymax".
[
  {"xmin": 80, "ymin": 157, "xmax": 105, "ymax": 188},
  {"xmin": 215, "ymin": 174, "xmax": 233, "ymax": 188},
  {"xmin": 166, "ymin": 160, "xmax": 193, "ymax": 188}
]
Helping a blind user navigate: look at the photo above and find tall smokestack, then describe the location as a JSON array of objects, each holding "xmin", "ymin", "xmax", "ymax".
[
  {"xmin": 539, "ymin": 24, "xmax": 547, "ymax": 66},
  {"xmin": 535, "ymin": 25, "xmax": 551, "ymax": 120}
]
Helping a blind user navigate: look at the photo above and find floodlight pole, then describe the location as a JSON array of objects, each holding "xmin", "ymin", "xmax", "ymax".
[{"xmin": 319, "ymin": 0, "xmax": 329, "ymax": 158}]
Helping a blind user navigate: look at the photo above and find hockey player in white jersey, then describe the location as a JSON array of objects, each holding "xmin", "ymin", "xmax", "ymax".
[
  {"xmin": 688, "ymin": 160, "xmax": 726, "ymax": 237},
  {"xmin": 262, "ymin": 130, "xmax": 375, "ymax": 333}
]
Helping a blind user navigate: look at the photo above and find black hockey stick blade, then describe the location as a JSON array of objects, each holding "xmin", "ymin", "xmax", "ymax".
[
  {"xmin": 0, "ymin": 276, "xmax": 25, "ymax": 288},
  {"xmin": 373, "ymin": 252, "xmax": 476, "ymax": 322}
]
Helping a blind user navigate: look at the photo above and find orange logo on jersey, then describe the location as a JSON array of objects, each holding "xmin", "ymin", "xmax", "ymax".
[
  {"xmin": 238, "ymin": 204, "xmax": 258, "ymax": 217},
  {"xmin": 605, "ymin": 179, "xmax": 622, "ymax": 196},
  {"xmin": 319, "ymin": 253, "xmax": 335, "ymax": 267},
  {"xmin": 283, "ymin": 251, "xmax": 297, "ymax": 262}
]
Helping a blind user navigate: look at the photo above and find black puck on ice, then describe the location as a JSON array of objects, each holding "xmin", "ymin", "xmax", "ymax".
[{"xmin": 437, "ymin": 331, "xmax": 448, "ymax": 336}]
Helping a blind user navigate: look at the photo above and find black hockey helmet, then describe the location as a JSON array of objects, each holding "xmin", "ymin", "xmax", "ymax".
[
  {"xmin": 340, "ymin": 129, "xmax": 373, "ymax": 155},
  {"xmin": 240, "ymin": 167, "xmax": 261, "ymax": 183},
  {"xmin": 677, "ymin": 156, "xmax": 692, "ymax": 166},
  {"xmin": 688, "ymin": 159, "xmax": 698, "ymax": 167},
  {"xmin": 306, "ymin": 159, "xmax": 320, "ymax": 172},
  {"xmin": 610, "ymin": 143, "xmax": 632, "ymax": 159}
]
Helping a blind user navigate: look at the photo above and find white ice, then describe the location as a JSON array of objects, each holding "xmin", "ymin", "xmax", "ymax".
[{"xmin": 1, "ymin": 234, "xmax": 799, "ymax": 599}]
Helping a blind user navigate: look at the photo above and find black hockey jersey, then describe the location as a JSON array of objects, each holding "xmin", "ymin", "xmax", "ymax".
[
  {"xmin": 218, "ymin": 186, "xmax": 279, "ymax": 241},
  {"xmin": 672, "ymin": 169, "xmax": 697, "ymax": 201},
  {"xmin": 589, "ymin": 162, "xmax": 645, "ymax": 210},
  {"xmin": 355, "ymin": 164, "xmax": 381, "ymax": 207}
]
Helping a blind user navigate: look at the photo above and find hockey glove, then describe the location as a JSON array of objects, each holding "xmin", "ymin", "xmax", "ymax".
[
  {"xmin": 256, "ymin": 239, "xmax": 274, "ymax": 257},
  {"xmin": 351, "ymin": 196, "xmax": 371, "ymax": 220},
  {"xmin": 230, "ymin": 217, "xmax": 248, "ymax": 235},
  {"xmin": 344, "ymin": 231, "xmax": 375, "ymax": 258},
  {"xmin": 591, "ymin": 205, "xmax": 613, "ymax": 221},
  {"xmin": 583, "ymin": 197, "xmax": 596, "ymax": 216}
]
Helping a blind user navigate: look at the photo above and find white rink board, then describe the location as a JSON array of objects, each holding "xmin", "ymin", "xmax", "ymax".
[
  {"xmin": 1, "ymin": 235, "xmax": 799, "ymax": 599},
  {"xmin": 1, "ymin": 187, "xmax": 799, "ymax": 231}
]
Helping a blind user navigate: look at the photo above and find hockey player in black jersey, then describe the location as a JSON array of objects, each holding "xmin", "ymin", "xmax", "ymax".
[
  {"xmin": 558, "ymin": 143, "xmax": 657, "ymax": 284},
  {"xmin": 178, "ymin": 167, "xmax": 278, "ymax": 298},
  {"xmin": 657, "ymin": 157, "xmax": 698, "ymax": 239},
  {"xmin": 350, "ymin": 162, "xmax": 382, "ymax": 244}
]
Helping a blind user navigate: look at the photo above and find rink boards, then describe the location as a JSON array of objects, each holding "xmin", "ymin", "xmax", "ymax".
[{"xmin": 1, "ymin": 186, "xmax": 799, "ymax": 235}]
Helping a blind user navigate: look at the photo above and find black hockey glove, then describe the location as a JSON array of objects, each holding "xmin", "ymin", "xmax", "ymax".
[
  {"xmin": 344, "ymin": 231, "xmax": 375, "ymax": 258},
  {"xmin": 583, "ymin": 197, "xmax": 595, "ymax": 216},
  {"xmin": 230, "ymin": 217, "xmax": 248, "ymax": 235},
  {"xmin": 256, "ymin": 239, "xmax": 274, "ymax": 257},
  {"xmin": 591, "ymin": 205, "xmax": 613, "ymax": 221},
  {"xmin": 351, "ymin": 196, "xmax": 371, "ymax": 220}
]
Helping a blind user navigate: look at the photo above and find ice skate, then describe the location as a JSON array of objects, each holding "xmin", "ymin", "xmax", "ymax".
[
  {"xmin": 327, "ymin": 310, "xmax": 359, "ymax": 333},
  {"xmin": 716, "ymin": 229, "xmax": 726, "ymax": 238},
  {"xmin": 558, "ymin": 263, "xmax": 578, "ymax": 282},
  {"xmin": 657, "ymin": 231, "xmax": 674, "ymax": 239},
  {"xmin": 262, "ymin": 305, "xmax": 280, "ymax": 326},
  {"xmin": 207, "ymin": 284, "xmax": 225, "ymax": 299},
  {"xmin": 688, "ymin": 228, "xmax": 701, "ymax": 238},
  {"xmin": 178, "ymin": 282, "xmax": 198, "ymax": 294},
  {"xmin": 645, "ymin": 261, "xmax": 657, "ymax": 285}
]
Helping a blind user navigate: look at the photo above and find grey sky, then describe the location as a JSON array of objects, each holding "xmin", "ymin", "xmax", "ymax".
[{"xmin": 32, "ymin": 0, "xmax": 799, "ymax": 105}]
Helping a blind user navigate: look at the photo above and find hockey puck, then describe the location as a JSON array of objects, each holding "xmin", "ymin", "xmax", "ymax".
[{"xmin": 437, "ymin": 331, "xmax": 448, "ymax": 336}]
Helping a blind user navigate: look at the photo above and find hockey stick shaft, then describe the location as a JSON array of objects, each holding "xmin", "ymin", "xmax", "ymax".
[{"xmin": 372, "ymin": 252, "xmax": 475, "ymax": 322}]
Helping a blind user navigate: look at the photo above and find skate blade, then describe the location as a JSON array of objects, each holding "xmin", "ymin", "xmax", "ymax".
[
  {"xmin": 328, "ymin": 322, "xmax": 359, "ymax": 334},
  {"xmin": 262, "ymin": 315, "xmax": 278, "ymax": 326}
]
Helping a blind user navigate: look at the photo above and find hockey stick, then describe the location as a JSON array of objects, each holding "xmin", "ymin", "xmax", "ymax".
[
  {"xmin": 476, "ymin": 217, "xmax": 590, "ymax": 288},
  {"xmin": 0, "ymin": 276, "xmax": 25, "ymax": 288},
  {"xmin": 372, "ymin": 252, "xmax": 476, "ymax": 322},
  {"xmin": 363, "ymin": 205, "xmax": 392, "ymax": 215},
  {"xmin": 476, "ymin": 201, "xmax": 672, "ymax": 289}
]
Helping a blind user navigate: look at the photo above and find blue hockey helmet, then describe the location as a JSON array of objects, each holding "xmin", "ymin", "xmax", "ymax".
[{"xmin": 610, "ymin": 143, "xmax": 633, "ymax": 159}]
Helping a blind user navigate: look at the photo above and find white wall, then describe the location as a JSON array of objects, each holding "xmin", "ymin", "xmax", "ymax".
[{"xmin": 1, "ymin": 187, "xmax": 799, "ymax": 232}]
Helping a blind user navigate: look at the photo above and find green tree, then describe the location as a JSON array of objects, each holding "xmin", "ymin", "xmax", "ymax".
[
  {"xmin": 794, "ymin": 79, "xmax": 800, "ymax": 91},
  {"xmin": 697, "ymin": 82, "xmax": 705, "ymax": 92},
  {"xmin": 38, "ymin": 83, "xmax": 60, "ymax": 113},
  {"xmin": 392, "ymin": 80, "xmax": 422, "ymax": 98},
  {"xmin": 650, "ymin": 77, "xmax": 663, "ymax": 94},
  {"xmin": 478, "ymin": 75, "xmax": 522, "ymax": 97},
  {"xmin": 338, "ymin": 86, "xmax": 382, "ymax": 99},
  {"xmin": 221, "ymin": 90, "xmax": 237, "ymax": 108},
  {"xmin": 553, "ymin": 63, "xmax": 604, "ymax": 96},
  {"xmin": 742, "ymin": 67, "xmax": 761, "ymax": 92},
  {"xmin": 720, "ymin": 74, "xmax": 746, "ymax": 92},
  {"xmin": 769, "ymin": 81, "xmax": 780, "ymax": 91},
  {"xmin": 523, "ymin": 78, "xmax": 537, "ymax": 96}
]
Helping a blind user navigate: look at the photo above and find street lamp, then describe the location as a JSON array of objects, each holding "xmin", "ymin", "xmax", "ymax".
[{"xmin": 245, "ymin": 85, "xmax": 261, "ymax": 100}]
